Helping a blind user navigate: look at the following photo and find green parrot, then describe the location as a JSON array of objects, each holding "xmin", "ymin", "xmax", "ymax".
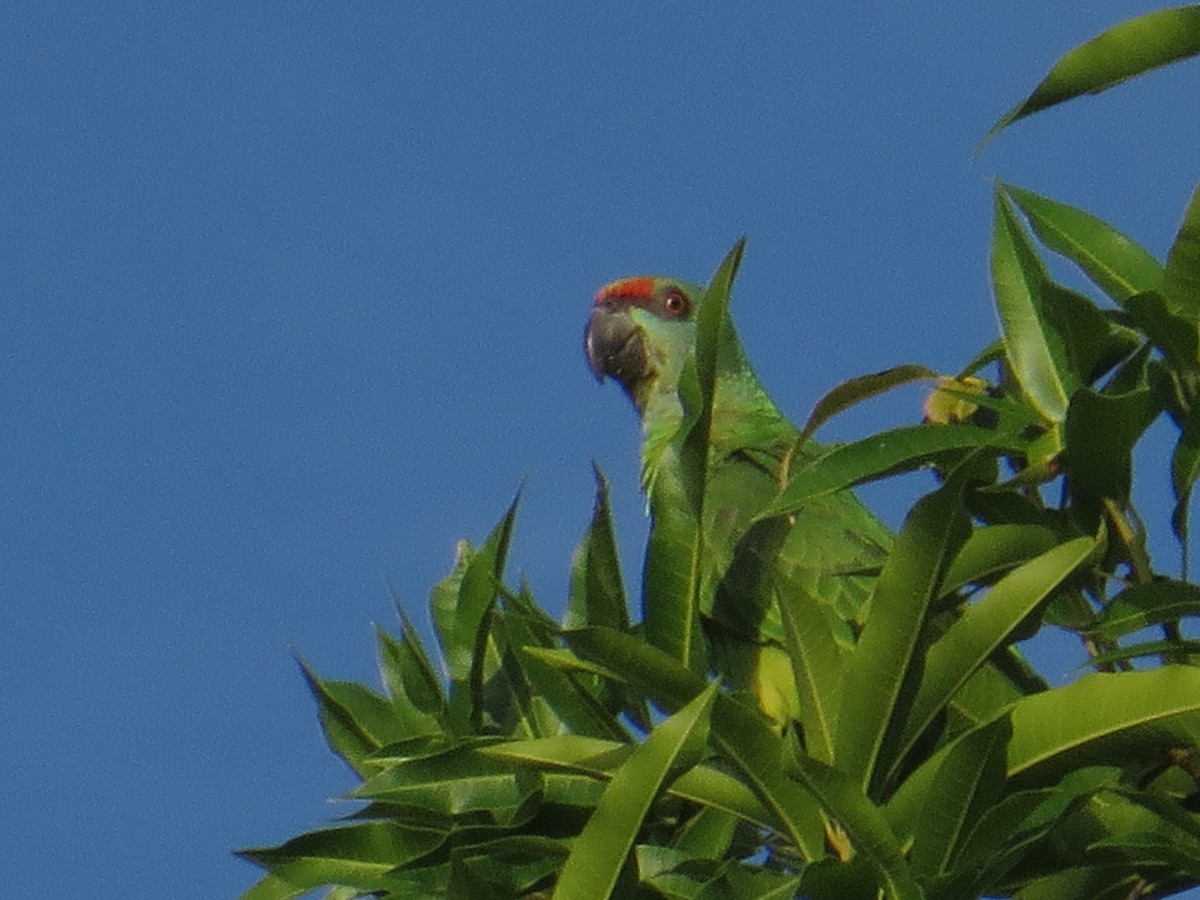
[{"xmin": 585, "ymin": 274, "xmax": 892, "ymax": 720}]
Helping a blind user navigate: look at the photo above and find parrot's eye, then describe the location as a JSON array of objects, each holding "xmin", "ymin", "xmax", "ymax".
[{"xmin": 662, "ymin": 289, "xmax": 689, "ymax": 318}]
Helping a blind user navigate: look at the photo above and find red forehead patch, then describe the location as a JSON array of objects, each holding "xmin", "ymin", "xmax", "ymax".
[{"xmin": 595, "ymin": 276, "xmax": 655, "ymax": 304}]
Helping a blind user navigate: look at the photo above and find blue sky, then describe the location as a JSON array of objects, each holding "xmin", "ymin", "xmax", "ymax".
[{"xmin": 4, "ymin": 3, "xmax": 1198, "ymax": 896}]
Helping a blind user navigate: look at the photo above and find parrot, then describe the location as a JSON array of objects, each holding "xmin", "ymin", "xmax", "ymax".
[{"xmin": 584, "ymin": 274, "xmax": 893, "ymax": 721}]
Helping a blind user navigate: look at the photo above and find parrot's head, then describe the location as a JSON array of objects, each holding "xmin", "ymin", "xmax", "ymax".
[{"xmin": 584, "ymin": 275, "xmax": 706, "ymax": 418}]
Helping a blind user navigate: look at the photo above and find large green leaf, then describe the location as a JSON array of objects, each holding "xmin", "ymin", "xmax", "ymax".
[
  {"xmin": 909, "ymin": 717, "xmax": 1011, "ymax": 880},
  {"xmin": 483, "ymin": 734, "xmax": 776, "ymax": 831},
  {"xmin": 793, "ymin": 364, "xmax": 938, "ymax": 452},
  {"xmin": 758, "ymin": 422, "xmax": 1028, "ymax": 520},
  {"xmin": 1007, "ymin": 666, "xmax": 1200, "ymax": 787},
  {"xmin": 984, "ymin": 6, "xmax": 1200, "ymax": 144},
  {"xmin": 834, "ymin": 462, "xmax": 972, "ymax": 796},
  {"xmin": 891, "ymin": 536, "xmax": 1096, "ymax": 787},
  {"xmin": 992, "ymin": 189, "xmax": 1071, "ymax": 422},
  {"xmin": 553, "ymin": 685, "xmax": 717, "ymax": 900},
  {"xmin": 562, "ymin": 627, "xmax": 923, "ymax": 897},
  {"xmin": 1003, "ymin": 183, "xmax": 1164, "ymax": 303}
]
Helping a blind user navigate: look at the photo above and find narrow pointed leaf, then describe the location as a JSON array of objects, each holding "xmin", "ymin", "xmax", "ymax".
[
  {"xmin": 834, "ymin": 463, "xmax": 972, "ymax": 794},
  {"xmin": 795, "ymin": 364, "xmax": 938, "ymax": 449},
  {"xmin": 237, "ymin": 822, "xmax": 446, "ymax": 892},
  {"xmin": 894, "ymin": 537, "xmax": 1096, "ymax": 782},
  {"xmin": 1172, "ymin": 403, "xmax": 1200, "ymax": 561},
  {"xmin": 566, "ymin": 465, "xmax": 629, "ymax": 631},
  {"xmin": 984, "ymin": 6, "xmax": 1200, "ymax": 144},
  {"xmin": 553, "ymin": 686, "xmax": 717, "ymax": 900},
  {"xmin": 759, "ymin": 423, "xmax": 1027, "ymax": 520},
  {"xmin": 992, "ymin": 190, "xmax": 1071, "ymax": 422},
  {"xmin": 643, "ymin": 240, "xmax": 745, "ymax": 668},
  {"xmin": 910, "ymin": 717, "xmax": 1011, "ymax": 878},
  {"xmin": 1004, "ymin": 183, "xmax": 1164, "ymax": 302},
  {"xmin": 1092, "ymin": 580, "xmax": 1200, "ymax": 639}
]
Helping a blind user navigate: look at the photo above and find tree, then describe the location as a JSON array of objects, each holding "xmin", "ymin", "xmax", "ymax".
[{"xmin": 238, "ymin": 8, "xmax": 1200, "ymax": 898}]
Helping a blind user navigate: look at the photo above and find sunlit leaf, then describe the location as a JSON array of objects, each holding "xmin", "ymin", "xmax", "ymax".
[
  {"xmin": 566, "ymin": 464, "xmax": 629, "ymax": 632},
  {"xmin": 984, "ymin": 6, "xmax": 1200, "ymax": 144},
  {"xmin": 795, "ymin": 364, "xmax": 938, "ymax": 450},
  {"xmin": 1004, "ymin": 183, "xmax": 1164, "ymax": 303},
  {"xmin": 991, "ymin": 189, "xmax": 1071, "ymax": 422},
  {"xmin": 834, "ymin": 461, "xmax": 972, "ymax": 795},
  {"xmin": 554, "ymin": 685, "xmax": 716, "ymax": 900}
]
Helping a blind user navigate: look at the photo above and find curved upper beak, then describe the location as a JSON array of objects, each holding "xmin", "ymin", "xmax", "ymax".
[{"xmin": 584, "ymin": 305, "xmax": 646, "ymax": 389}]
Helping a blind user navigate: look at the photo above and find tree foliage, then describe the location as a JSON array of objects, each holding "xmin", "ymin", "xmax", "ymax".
[{"xmin": 239, "ymin": 8, "xmax": 1200, "ymax": 899}]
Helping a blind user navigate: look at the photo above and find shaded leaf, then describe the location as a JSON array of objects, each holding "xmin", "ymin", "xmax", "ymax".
[
  {"xmin": 1007, "ymin": 666, "xmax": 1200, "ymax": 787},
  {"xmin": 237, "ymin": 822, "xmax": 446, "ymax": 893},
  {"xmin": 1163, "ymin": 181, "xmax": 1200, "ymax": 323},
  {"xmin": 1064, "ymin": 384, "xmax": 1157, "ymax": 526},
  {"xmin": 910, "ymin": 717, "xmax": 1011, "ymax": 878}
]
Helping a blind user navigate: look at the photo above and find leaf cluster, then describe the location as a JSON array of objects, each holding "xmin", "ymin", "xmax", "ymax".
[{"xmin": 239, "ymin": 8, "xmax": 1200, "ymax": 899}]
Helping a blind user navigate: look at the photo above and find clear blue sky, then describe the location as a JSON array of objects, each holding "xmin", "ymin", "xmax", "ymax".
[{"xmin": 4, "ymin": 3, "xmax": 1198, "ymax": 896}]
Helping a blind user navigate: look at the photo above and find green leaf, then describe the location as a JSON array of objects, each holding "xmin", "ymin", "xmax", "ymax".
[
  {"xmin": 758, "ymin": 423, "xmax": 1028, "ymax": 520},
  {"xmin": 1007, "ymin": 666, "xmax": 1200, "ymax": 788},
  {"xmin": 1162, "ymin": 179, "xmax": 1200, "ymax": 324},
  {"xmin": 940, "ymin": 524, "xmax": 1063, "ymax": 596},
  {"xmin": 795, "ymin": 364, "xmax": 938, "ymax": 450},
  {"xmin": 566, "ymin": 465, "xmax": 629, "ymax": 632},
  {"xmin": 642, "ymin": 240, "xmax": 745, "ymax": 669},
  {"xmin": 375, "ymin": 621, "xmax": 444, "ymax": 731},
  {"xmin": 236, "ymin": 822, "xmax": 446, "ymax": 893},
  {"xmin": 1064, "ymin": 384, "xmax": 1157, "ymax": 525},
  {"xmin": 991, "ymin": 189, "xmax": 1071, "ymax": 422},
  {"xmin": 553, "ymin": 685, "xmax": 717, "ymax": 900},
  {"xmin": 1092, "ymin": 581, "xmax": 1200, "ymax": 639},
  {"xmin": 910, "ymin": 717, "xmax": 1011, "ymax": 879},
  {"xmin": 483, "ymin": 734, "xmax": 776, "ymax": 831},
  {"xmin": 430, "ymin": 495, "xmax": 520, "ymax": 735},
  {"xmin": 1125, "ymin": 291, "xmax": 1200, "ymax": 370},
  {"xmin": 298, "ymin": 660, "xmax": 404, "ymax": 774},
  {"xmin": 893, "ymin": 536, "xmax": 1096, "ymax": 786},
  {"xmin": 983, "ymin": 6, "xmax": 1200, "ymax": 144},
  {"xmin": 834, "ymin": 461, "xmax": 972, "ymax": 795},
  {"xmin": 1172, "ymin": 404, "xmax": 1200, "ymax": 565},
  {"xmin": 1003, "ymin": 183, "xmax": 1164, "ymax": 303},
  {"xmin": 353, "ymin": 743, "xmax": 539, "ymax": 823}
]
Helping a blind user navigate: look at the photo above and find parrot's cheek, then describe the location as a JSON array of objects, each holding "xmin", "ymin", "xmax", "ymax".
[{"xmin": 585, "ymin": 310, "xmax": 648, "ymax": 390}]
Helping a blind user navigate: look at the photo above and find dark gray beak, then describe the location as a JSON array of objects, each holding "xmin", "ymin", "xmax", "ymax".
[{"xmin": 584, "ymin": 306, "xmax": 647, "ymax": 391}]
